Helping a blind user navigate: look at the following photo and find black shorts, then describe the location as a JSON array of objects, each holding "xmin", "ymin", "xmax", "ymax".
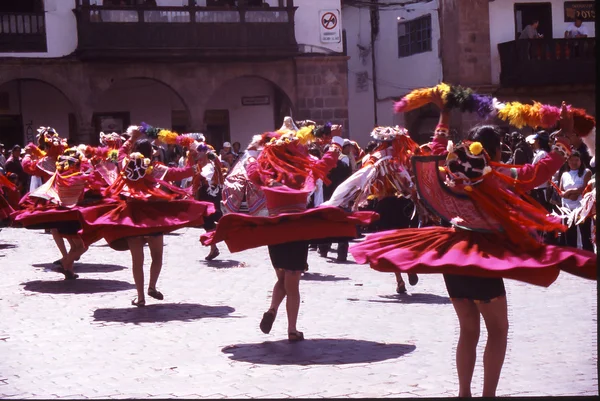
[
  {"xmin": 268, "ymin": 241, "xmax": 309, "ymax": 271},
  {"xmin": 443, "ymin": 274, "xmax": 506, "ymax": 303}
]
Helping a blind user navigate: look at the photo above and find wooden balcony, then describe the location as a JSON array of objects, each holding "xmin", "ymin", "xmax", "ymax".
[
  {"xmin": 74, "ymin": 1, "xmax": 299, "ymax": 60},
  {"xmin": 498, "ymin": 38, "xmax": 596, "ymax": 87},
  {"xmin": 0, "ymin": 12, "xmax": 47, "ymax": 52}
]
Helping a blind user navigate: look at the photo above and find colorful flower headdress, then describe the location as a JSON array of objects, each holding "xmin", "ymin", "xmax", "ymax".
[
  {"xmin": 440, "ymin": 140, "xmax": 565, "ymax": 249},
  {"xmin": 56, "ymin": 147, "xmax": 84, "ymax": 174},
  {"xmin": 36, "ymin": 126, "xmax": 67, "ymax": 148},
  {"xmin": 370, "ymin": 126, "xmax": 409, "ymax": 141},
  {"xmin": 129, "ymin": 123, "xmax": 198, "ymax": 148},
  {"xmin": 394, "ymin": 83, "xmax": 595, "ymax": 136},
  {"xmin": 84, "ymin": 145, "xmax": 119, "ymax": 164},
  {"xmin": 99, "ymin": 132, "xmax": 125, "ymax": 149}
]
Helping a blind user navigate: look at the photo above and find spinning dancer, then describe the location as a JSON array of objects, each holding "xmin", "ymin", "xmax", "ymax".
[
  {"xmin": 21, "ymin": 127, "xmax": 74, "ymax": 264},
  {"xmin": 351, "ymin": 88, "xmax": 596, "ymax": 397},
  {"xmin": 201, "ymin": 125, "xmax": 378, "ymax": 341},
  {"xmin": 77, "ymin": 125, "xmax": 215, "ymax": 306},
  {"xmin": 194, "ymin": 145, "xmax": 224, "ymax": 261},
  {"xmin": 322, "ymin": 126, "xmax": 422, "ymax": 292},
  {"xmin": 12, "ymin": 147, "xmax": 98, "ymax": 279}
]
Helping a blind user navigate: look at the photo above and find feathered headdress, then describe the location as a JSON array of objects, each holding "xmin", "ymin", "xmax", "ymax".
[{"xmin": 394, "ymin": 84, "xmax": 595, "ymax": 137}]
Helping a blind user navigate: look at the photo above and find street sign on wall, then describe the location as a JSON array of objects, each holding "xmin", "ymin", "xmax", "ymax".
[
  {"xmin": 319, "ymin": 9, "xmax": 341, "ymax": 44},
  {"xmin": 564, "ymin": 1, "xmax": 595, "ymax": 22}
]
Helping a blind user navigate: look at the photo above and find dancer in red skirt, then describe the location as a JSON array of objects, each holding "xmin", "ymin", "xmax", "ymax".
[
  {"xmin": 201, "ymin": 124, "xmax": 378, "ymax": 341},
  {"xmin": 12, "ymin": 147, "xmax": 100, "ymax": 279},
  {"xmin": 350, "ymin": 98, "xmax": 596, "ymax": 397},
  {"xmin": 21, "ymin": 128, "xmax": 76, "ymax": 264},
  {"xmin": 78, "ymin": 126, "xmax": 215, "ymax": 306},
  {"xmin": 322, "ymin": 125, "xmax": 422, "ymax": 292}
]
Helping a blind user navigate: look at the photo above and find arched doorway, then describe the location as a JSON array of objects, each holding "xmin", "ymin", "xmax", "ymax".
[
  {"xmin": 204, "ymin": 76, "xmax": 294, "ymax": 151},
  {"xmin": 93, "ymin": 78, "xmax": 190, "ymax": 144},
  {"xmin": 0, "ymin": 79, "xmax": 76, "ymax": 149}
]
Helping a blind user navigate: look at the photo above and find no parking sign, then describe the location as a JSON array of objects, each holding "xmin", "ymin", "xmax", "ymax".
[{"xmin": 319, "ymin": 9, "xmax": 341, "ymax": 44}]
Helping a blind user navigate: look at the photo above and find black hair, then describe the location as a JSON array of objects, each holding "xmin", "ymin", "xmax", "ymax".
[
  {"xmin": 575, "ymin": 16, "xmax": 583, "ymax": 22},
  {"xmin": 568, "ymin": 151, "xmax": 586, "ymax": 177},
  {"xmin": 531, "ymin": 19, "xmax": 539, "ymax": 25},
  {"xmin": 11, "ymin": 144, "xmax": 21, "ymax": 152},
  {"xmin": 133, "ymin": 139, "xmax": 153, "ymax": 159},
  {"xmin": 365, "ymin": 140, "xmax": 378, "ymax": 153},
  {"xmin": 467, "ymin": 125, "xmax": 502, "ymax": 159},
  {"xmin": 535, "ymin": 130, "xmax": 551, "ymax": 152}
]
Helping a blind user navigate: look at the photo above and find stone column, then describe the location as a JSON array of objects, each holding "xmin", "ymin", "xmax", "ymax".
[
  {"xmin": 439, "ymin": 0, "xmax": 494, "ymax": 137},
  {"xmin": 294, "ymin": 56, "xmax": 350, "ymax": 137}
]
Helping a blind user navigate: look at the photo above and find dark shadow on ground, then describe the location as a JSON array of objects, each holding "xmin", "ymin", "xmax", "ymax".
[
  {"xmin": 202, "ymin": 259, "xmax": 248, "ymax": 269},
  {"xmin": 0, "ymin": 243, "xmax": 17, "ymax": 250},
  {"xmin": 325, "ymin": 258, "xmax": 356, "ymax": 265},
  {"xmin": 21, "ymin": 279, "xmax": 135, "ymax": 294},
  {"xmin": 301, "ymin": 272, "xmax": 350, "ymax": 282},
  {"xmin": 222, "ymin": 338, "xmax": 415, "ymax": 365},
  {"xmin": 370, "ymin": 293, "xmax": 451, "ymax": 305},
  {"xmin": 93, "ymin": 303, "xmax": 236, "ymax": 324},
  {"xmin": 32, "ymin": 262, "xmax": 127, "ymax": 273}
]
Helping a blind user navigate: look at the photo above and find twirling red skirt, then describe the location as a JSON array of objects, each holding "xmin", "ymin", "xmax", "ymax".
[
  {"xmin": 200, "ymin": 206, "xmax": 379, "ymax": 253},
  {"xmin": 350, "ymin": 226, "xmax": 596, "ymax": 287}
]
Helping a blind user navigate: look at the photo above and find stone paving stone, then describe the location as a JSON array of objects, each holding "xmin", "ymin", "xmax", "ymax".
[{"xmin": 0, "ymin": 227, "xmax": 597, "ymax": 398}]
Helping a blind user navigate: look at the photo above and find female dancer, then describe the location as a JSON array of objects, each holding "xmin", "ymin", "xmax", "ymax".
[
  {"xmin": 351, "ymin": 98, "xmax": 596, "ymax": 397},
  {"xmin": 201, "ymin": 125, "xmax": 378, "ymax": 341},
  {"xmin": 12, "ymin": 147, "xmax": 97, "ymax": 279},
  {"xmin": 21, "ymin": 128, "xmax": 74, "ymax": 265},
  {"xmin": 77, "ymin": 125, "xmax": 215, "ymax": 306},
  {"xmin": 322, "ymin": 126, "xmax": 421, "ymax": 292}
]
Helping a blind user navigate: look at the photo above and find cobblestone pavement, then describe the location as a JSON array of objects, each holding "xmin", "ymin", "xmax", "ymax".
[{"xmin": 0, "ymin": 226, "xmax": 597, "ymax": 398}]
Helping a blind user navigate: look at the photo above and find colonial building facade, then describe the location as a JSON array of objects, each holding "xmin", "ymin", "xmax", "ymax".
[
  {"xmin": 343, "ymin": 0, "xmax": 595, "ymax": 145},
  {"xmin": 0, "ymin": 0, "xmax": 350, "ymax": 149}
]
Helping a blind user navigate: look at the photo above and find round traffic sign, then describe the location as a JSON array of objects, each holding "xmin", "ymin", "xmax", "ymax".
[{"xmin": 321, "ymin": 12, "xmax": 337, "ymax": 30}]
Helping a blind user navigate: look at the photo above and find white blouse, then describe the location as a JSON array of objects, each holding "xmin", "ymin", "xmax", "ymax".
[{"xmin": 560, "ymin": 169, "xmax": 590, "ymax": 210}]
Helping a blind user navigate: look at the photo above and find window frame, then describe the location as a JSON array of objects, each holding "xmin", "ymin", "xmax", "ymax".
[{"xmin": 397, "ymin": 13, "xmax": 433, "ymax": 58}]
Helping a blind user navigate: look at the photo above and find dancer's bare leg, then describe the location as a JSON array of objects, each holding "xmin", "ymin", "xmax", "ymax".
[
  {"xmin": 477, "ymin": 296, "xmax": 509, "ymax": 397},
  {"xmin": 147, "ymin": 235, "xmax": 164, "ymax": 298},
  {"xmin": 127, "ymin": 237, "xmax": 146, "ymax": 304},
  {"xmin": 451, "ymin": 299, "xmax": 481, "ymax": 397},
  {"xmin": 51, "ymin": 229, "xmax": 68, "ymax": 260}
]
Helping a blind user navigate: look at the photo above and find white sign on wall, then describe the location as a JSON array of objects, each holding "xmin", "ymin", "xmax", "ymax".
[{"xmin": 319, "ymin": 9, "xmax": 341, "ymax": 44}]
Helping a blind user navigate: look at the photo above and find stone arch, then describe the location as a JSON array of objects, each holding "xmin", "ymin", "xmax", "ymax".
[
  {"xmin": 201, "ymin": 74, "xmax": 296, "ymax": 147},
  {"xmin": 0, "ymin": 77, "xmax": 79, "ymax": 145},
  {"xmin": 91, "ymin": 76, "xmax": 192, "ymax": 139}
]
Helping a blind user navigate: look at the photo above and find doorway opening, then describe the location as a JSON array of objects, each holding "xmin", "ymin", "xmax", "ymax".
[
  {"xmin": 514, "ymin": 3, "xmax": 553, "ymax": 40},
  {"xmin": 204, "ymin": 109, "xmax": 230, "ymax": 152}
]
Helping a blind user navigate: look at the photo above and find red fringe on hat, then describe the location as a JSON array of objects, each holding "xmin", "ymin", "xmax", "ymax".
[
  {"xmin": 257, "ymin": 141, "xmax": 331, "ymax": 189},
  {"xmin": 570, "ymin": 107, "xmax": 596, "ymax": 137},
  {"xmin": 390, "ymin": 134, "xmax": 419, "ymax": 167},
  {"xmin": 463, "ymin": 161, "xmax": 566, "ymax": 251}
]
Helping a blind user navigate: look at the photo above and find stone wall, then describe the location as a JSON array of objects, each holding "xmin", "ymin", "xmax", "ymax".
[
  {"xmin": 294, "ymin": 56, "xmax": 350, "ymax": 137},
  {"xmin": 0, "ymin": 55, "xmax": 351, "ymax": 143}
]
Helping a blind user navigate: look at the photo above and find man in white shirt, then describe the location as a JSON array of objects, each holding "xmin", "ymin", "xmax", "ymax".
[{"xmin": 565, "ymin": 17, "xmax": 588, "ymax": 38}]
